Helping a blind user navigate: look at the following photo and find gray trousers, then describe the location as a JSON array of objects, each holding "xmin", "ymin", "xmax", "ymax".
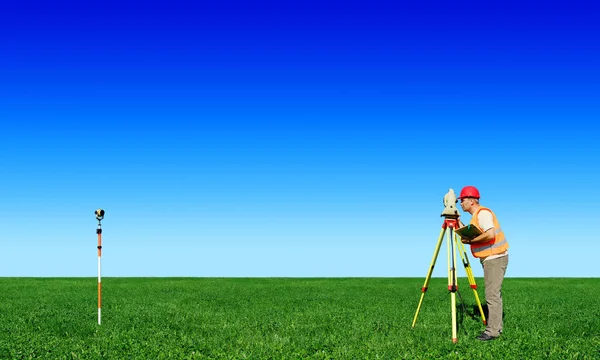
[{"xmin": 481, "ymin": 255, "xmax": 509, "ymax": 337}]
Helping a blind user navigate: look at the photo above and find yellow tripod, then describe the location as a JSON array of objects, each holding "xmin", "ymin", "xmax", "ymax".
[{"xmin": 411, "ymin": 217, "xmax": 487, "ymax": 343}]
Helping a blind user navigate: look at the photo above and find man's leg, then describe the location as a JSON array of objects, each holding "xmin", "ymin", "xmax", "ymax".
[{"xmin": 483, "ymin": 255, "xmax": 509, "ymax": 337}]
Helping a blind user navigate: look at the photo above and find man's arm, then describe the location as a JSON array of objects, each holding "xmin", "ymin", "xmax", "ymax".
[
  {"xmin": 468, "ymin": 228, "xmax": 495, "ymax": 243},
  {"xmin": 460, "ymin": 210, "xmax": 495, "ymax": 244}
]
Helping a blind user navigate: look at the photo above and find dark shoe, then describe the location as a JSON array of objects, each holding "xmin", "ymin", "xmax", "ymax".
[{"xmin": 476, "ymin": 332, "xmax": 498, "ymax": 341}]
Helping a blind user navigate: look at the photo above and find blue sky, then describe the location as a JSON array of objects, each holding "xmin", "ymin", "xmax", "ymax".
[{"xmin": 1, "ymin": 1, "xmax": 598, "ymax": 277}]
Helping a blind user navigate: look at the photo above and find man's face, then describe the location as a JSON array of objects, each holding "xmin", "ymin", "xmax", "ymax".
[{"xmin": 460, "ymin": 197, "xmax": 475, "ymax": 212}]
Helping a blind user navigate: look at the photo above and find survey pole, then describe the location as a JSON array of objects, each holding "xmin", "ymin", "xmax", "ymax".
[{"xmin": 95, "ymin": 209, "xmax": 105, "ymax": 325}]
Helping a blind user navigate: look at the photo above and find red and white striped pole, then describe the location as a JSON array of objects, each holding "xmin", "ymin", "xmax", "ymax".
[{"xmin": 95, "ymin": 209, "xmax": 105, "ymax": 325}]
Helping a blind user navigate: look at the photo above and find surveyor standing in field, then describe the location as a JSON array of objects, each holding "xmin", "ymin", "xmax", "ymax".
[{"xmin": 457, "ymin": 186, "xmax": 509, "ymax": 341}]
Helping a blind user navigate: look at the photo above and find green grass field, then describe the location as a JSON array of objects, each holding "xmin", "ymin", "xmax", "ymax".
[{"xmin": 0, "ymin": 278, "xmax": 598, "ymax": 359}]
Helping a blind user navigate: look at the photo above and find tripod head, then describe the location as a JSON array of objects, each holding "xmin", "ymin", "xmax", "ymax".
[{"xmin": 441, "ymin": 189, "xmax": 460, "ymax": 219}]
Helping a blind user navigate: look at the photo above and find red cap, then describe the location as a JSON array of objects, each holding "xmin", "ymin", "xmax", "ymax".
[{"xmin": 458, "ymin": 186, "xmax": 480, "ymax": 199}]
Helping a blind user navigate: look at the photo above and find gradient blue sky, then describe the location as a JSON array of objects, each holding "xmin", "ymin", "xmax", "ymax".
[{"xmin": 1, "ymin": 1, "xmax": 598, "ymax": 277}]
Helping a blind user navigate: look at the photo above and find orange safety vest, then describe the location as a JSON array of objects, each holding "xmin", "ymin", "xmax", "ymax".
[{"xmin": 470, "ymin": 206, "xmax": 509, "ymax": 258}]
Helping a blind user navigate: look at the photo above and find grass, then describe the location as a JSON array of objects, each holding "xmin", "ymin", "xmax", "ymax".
[{"xmin": 0, "ymin": 277, "xmax": 598, "ymax": 359}]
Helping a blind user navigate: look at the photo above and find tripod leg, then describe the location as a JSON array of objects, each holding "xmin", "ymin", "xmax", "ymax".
[
  {"xmin": 455, "ymin": 233, "xmax": 477, "ymax": 286},
  {"xmin": 449, "ymin": 228, "xmax": 458, "ymax": 343},
  {"xmin": 455, "ymin": 233, "xmax": 487, "ymax": 325},
  {"xmin": 412, "ymin": 228, "xmax": 445, "ymax": 328}
]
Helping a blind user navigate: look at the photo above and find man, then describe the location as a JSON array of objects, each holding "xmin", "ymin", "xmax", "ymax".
[{"xmin": 457, "ymin": 186, "xmax": 509, "ymax": 341}]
